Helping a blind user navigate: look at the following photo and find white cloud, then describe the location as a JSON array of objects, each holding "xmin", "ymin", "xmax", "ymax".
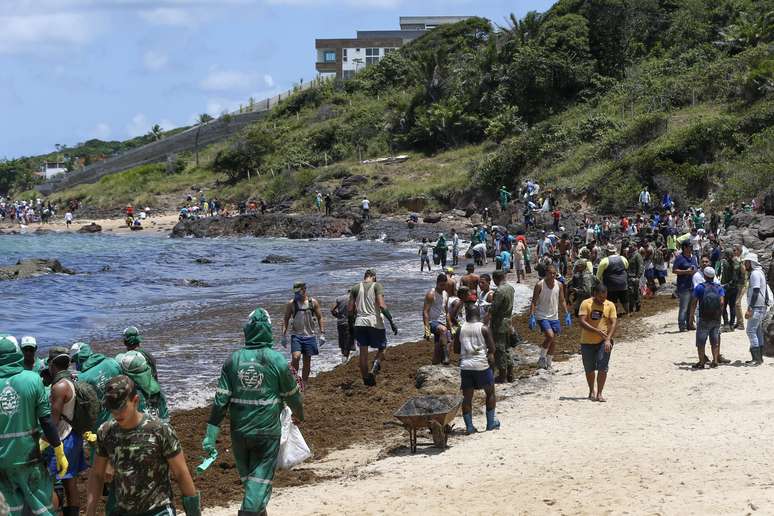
[
  {"xmin": 138, "ymin": 8, "xmax": 198, "ymax": 27},
  {"xmin": 200, "ymin": 69, "xmax": 255, "ymax": 91},
  {"xmin": 92, "ymin": 123, "xmax": 111, "ymax": 140},
  {"xmin": 263, "ymin": 74, "xmax": 274, "ymax": 88},
  {"xmin": 126, "ymin": 113, "xmax": 149, "ymax": 138},
  {"xmin": 0, "ymin": 12, "xmax": 101, "ymax": 55},
  {"xmin": 143, "ymin": 50, "xmax": 169, "ymax": 71}
]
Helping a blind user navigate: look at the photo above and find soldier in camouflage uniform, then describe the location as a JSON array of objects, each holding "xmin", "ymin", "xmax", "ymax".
[
  {"xmin": 0, "ymin": 335, "xmax": 68, "ymax": 516},
  {"xmin": 203, "ymin": 308, "xmax": 304, "ymax": 516},
  {"xmin": 70, "ymin": 343, "xmax": 122, "ymax": 431},
  {"xmin": 116, "ymin": 351, "xmax": 169, "ymax": 421},
  {"xmin": 490, "ymin": 270, "xmax": 515, "ymax": 383},
  {"xmin": 86, "ymin": 375, "xmax": 200, "ymax": 516}
]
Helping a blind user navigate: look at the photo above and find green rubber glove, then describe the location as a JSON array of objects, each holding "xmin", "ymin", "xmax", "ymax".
[
  {"xmin": 181, "ymin": 492, "xmax": 201, "ymax": 516},
  {"xmin": 202, "ymin": 424, "xmax": 220, "ymax": 455}
]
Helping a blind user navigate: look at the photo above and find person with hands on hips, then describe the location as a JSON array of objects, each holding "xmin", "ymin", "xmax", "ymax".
[
  {"xmin": 529, "ymin": 264, "xmax": 570, "ymax": 372},
  {"xmin": 578, "ymin": 284, "xmax": 618, "ymax": 402},
  {"xmin": 282, "ymin": 282, "xmax": 324, "ymax": 386}
]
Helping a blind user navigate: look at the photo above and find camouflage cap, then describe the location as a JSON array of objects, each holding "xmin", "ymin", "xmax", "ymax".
[
  {"xmin": 104, "ymin": 375, "xmax": 136, "ymax": 411},
  {"xmin": 48, "ymin": 346, "xmax": 71, "ymax": 364}
]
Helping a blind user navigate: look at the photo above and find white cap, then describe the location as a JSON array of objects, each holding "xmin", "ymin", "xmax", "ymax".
[
  {"xmin": 20, "ymin": 336, "xmax": 37, "ymax": 349},
  {"xmin": 703, "ymin": 267, "xmax": 716, "ymax": 278}
]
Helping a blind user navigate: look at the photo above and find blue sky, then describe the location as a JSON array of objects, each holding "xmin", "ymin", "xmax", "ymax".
[{"xmin": 1, "ymin": 0, "xmax": 554, "ymax": 158}]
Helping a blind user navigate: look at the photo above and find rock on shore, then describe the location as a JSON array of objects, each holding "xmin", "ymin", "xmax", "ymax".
[
  {"xmin": 171, "ymin": 214, "xmax": 356, "ymax": 239},
  {"xmin": 0, "ymin": 259, "xmax": 75, "ymax": 281}
]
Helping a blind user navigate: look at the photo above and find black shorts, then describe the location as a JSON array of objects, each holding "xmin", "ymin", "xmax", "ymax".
[{"xmin": 337, "ymin": 323, "xmax": 354, "ymax": 353}]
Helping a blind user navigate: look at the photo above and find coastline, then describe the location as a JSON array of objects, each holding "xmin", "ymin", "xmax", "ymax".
[{"xmin": 0, "ymin": 212, "xmax": 180, "ymax": 236}]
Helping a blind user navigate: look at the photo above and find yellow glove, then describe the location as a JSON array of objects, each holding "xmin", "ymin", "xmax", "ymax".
[
  {"xmin": 53, "ymin": 444, "xmax": 69, "ymax": 478},
  {"xmin": 83, "ymin": 431, "xmax": 97, "ymax": 444},
  {"xmin": 39, "ymin": 439, "xmax": 50, "ymax": 453}
]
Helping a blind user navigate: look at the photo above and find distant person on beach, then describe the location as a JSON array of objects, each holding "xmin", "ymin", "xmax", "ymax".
[
  {"xmin": 418, "ymin": 238, "xmax": 431, "ymax": 272},
  {"xmin": 424, "ymin": 274, "xmax": 451, "ymax": 365},
  {"xmin": 529, "ymin": 264, "xmax": 571, "ymax": 372},
  {"xmin": 122, "ymin": 326, "xmax": 158, "ymax": 380},
  {"xmin": 87, "ymin": 376, "xmax": 200, "ymax": 516},
  {"xmin": 639, "ymin": 187, "xmax": 651, "ymax": 212},
  {"xmin": 491, "ymin": 270, "xmax": 515, "ymax": 383},
  {"xmin": 282, "ymin": 282, "xmax": 324, "ymax": 385},
  {"xmin": 202, "ymin": 308, "xmax": 303, "ymax": 516},
  {"xmin": 324, "ymin": 194, "xmax": 332, "ymax": 216},
  {"xmin": 64, "ymin": 211, "xmax": 73, "ymax": 228},
  {"xmin": 578, "ymin": 284, "xmax": 617, "ymax": 402},
  {"xmin": 461, "ymin": 263, "xmax": 480, "ymax": 293},
  {"xmin": 451, "ymin": 228, "xmax": 460, "ymax": 266},
  {"xmin": 434, "ymin": 233, "xmax": 448, "ymax": 269},
  {"xmin": 673, "ymin": 241, "xmax": 699, "ymax": 332},
  {"xmin": 331, "ymin": 292, "xmax": 355, "ymax": 363},
  {"xmin": 315, "ymin": 191, "xmax": 322, "ymax": 212},
  {"xmin": 349, "ymin": 269, "xmax": 398, "ymax": 386},
  {"xmin": 744, "ymin": 253, "xmax": 768, "ymax": 365},
  {"xmin": 361, "ymin": 197, "xmax": 370, "ymax": 222},
  {"xmin": 597, "ymin": 244, "xmax": 630, "ymax": 317},
  {"xmin": 692, "ymin": 267, "xmax": 724, "ymax": 369},
  {"xmin": 454, "ymin": 299, "xmax": 499, "ymax": 434}
]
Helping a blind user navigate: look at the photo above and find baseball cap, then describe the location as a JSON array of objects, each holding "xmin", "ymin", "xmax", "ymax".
[
  {"xmin": 293, "ymin": 281, "xmax": 306, "ymax": 292},
  {"xmin": 445, "ymin": 267, "xmax": 454, "ymax": 275},
  {"xmin": 103, "ymin": 375, "xmax": 136, "ymax": 411},
  {"xmin": 703, "ymin": 267, "xmax": 716, "ymax": 278},
  {"xmin": 48, "ymin": 346, "xmax": 70, "ymax": 364},
  {"xmin": 20, "ymin": 336, "xmax": 37, "ymax": 349}
]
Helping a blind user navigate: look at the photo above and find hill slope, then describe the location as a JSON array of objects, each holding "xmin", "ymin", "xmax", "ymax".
[{"xmin": 35, "ymin": 0, "xmax": 774, "ymax": 215}]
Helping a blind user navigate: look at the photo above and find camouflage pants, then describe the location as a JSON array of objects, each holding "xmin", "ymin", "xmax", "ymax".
[
  {"xmin": 232, "ymin": 435, "xmax": 281, "ymax": 513},
  {"xmin": 0, "ymin": 463, "xmax": 55, "ymax": 516},
  {"xmin": 493, "ymin": 331, "xmax": 511, "ymax": 376}
]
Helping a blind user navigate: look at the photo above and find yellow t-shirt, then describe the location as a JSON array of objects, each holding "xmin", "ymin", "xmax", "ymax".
[{"xmin": 579, "ymin": 298, "xmax": 617, "ymax": 344}]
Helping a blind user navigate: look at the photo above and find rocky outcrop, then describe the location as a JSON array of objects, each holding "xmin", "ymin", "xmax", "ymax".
[
  {"xmin": 763, "ymin": 310, "xmax": 774, "ymax": 357},
  {"xmin": 0, "ymin": 259, "xmax": 75, "ymax": 281},
  {"xmin": 261, "ymin": 254, "xmax": 297, "ymax": 264},
  {"xmin": 726, "ymin": 214, "xmax": 774, "ymax": 277},
  {"xmin": 78, "ymin": 223, "xmax": 102, "ymax": 233},
  {"xmin": 171, "ymin": 214, "xmax": 356, "ymax": 239}
]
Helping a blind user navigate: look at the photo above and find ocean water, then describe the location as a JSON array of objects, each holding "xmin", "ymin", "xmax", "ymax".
[{"xmin": 0, "ymin": 232, "xmax": 532, "ymax": 409}]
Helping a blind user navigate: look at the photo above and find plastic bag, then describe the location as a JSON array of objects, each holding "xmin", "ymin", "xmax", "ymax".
[{"xmin": 277, "ymin": 406, "xmax": 311, "ymax": 470}]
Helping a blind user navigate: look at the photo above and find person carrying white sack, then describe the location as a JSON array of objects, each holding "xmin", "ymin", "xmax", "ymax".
[{"xmin": 202, "ymin": 307, "xmax": 304, "ymax": 516}]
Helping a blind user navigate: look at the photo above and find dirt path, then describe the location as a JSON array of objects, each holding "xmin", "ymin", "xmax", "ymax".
[{"xmin": 207, "ymin": 302, "xmax": 773, "ymax": 515}]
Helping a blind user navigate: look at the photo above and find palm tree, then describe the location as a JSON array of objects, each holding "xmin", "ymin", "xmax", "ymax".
[
  {"xmin": 149, "ymin": 124, "xmax": 163, "ymax": 141},
  {"xmin": 194, "ymin": 113, "xmax": 214, "ymax": 167}
]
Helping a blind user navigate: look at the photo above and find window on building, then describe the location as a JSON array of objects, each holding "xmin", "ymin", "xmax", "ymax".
[
  {"xmin": 365, "ymin": 47, "xmax": 380, "ymax": 65},
  {"xmin": 343, "ymin": 48, "xmax": 348, "ymax": 62},
  {"xmin": 323, "ymin": 50, "xmax": 336, "ymax": 63},
  {"xmin": 384, "ymin": 48, "xmax": 396, "ymax": 56}
]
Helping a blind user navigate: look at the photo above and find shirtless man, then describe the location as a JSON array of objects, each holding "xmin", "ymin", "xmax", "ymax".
[
  {"xmin": 423, "ymin": 274, "xmax": 452, "ymax": 365},
  {"xmin": 460, "ymin": 264, "xmax": 480, "ymax": 293}
]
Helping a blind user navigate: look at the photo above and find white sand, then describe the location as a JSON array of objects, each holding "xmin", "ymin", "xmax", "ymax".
[
  {"xmin": 2, "ymin": 212, "xmax": 180, "ymax": 235},
  {"xmin": 206, "ymin": 300, "xmax": 774, "ymax": 515}
]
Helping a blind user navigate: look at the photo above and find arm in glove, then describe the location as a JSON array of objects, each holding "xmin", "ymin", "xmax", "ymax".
[
  {"xmin": 202, "ymin": 423, "xmax": 220, "ymax": 455},
  {"xmin": 53, "ymin": 443, "xmax": 69, "ymax": 478},
  {"xmin": 564, "ymin": 312, "xmax": 572, "ymax": 326},
  {"xmin": 280, "ymin": 335, "xmax": 288, "ymax": 348},
  {"xmin": 381, "ymin": 307, "xmax": 398, "ymax": 335},
  {"xmin": 528, "ymin": 314, "xmax": 537, "ymax": 331},
  {"xmin": 181, "ymin": 493, "xmax": 201, "ymax": 516},
  {"xmin": 319, "ymin": 334, "xmax": 326, "ymax": 346},
  {"xmin": 423, "ymin": 325, "xmax": 431, "ymax": 340},
  {"xmin": 83, "ymin": 431, "xmax": 97, "ymax": 444}
]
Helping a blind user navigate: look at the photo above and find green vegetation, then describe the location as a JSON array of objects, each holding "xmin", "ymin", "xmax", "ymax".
[{"xmin": 28, "ymin": 0, "xmax": 774, "ymax": 215}]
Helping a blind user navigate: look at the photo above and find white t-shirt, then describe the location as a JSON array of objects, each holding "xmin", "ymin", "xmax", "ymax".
[
  {"xmin": 747, "ymin": 269, "xmax": 767, "ymax": 309},
  {"xmin": 362, "ymin": 199, "xmax": 370, "ymax": 210},
  {"xmin": 64, "ymin": 212, "xmax": 73, "ymax": 222},
  {"xmin": 459, "ymin": 321, "xmax": 490, "ymax": 371}
]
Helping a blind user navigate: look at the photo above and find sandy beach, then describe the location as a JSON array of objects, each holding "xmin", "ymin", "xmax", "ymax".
[
  {"xmin": 206, "ymin": 300, "xmax": 773, "ymax": 516},
  {"xmin": 0, "ymin": 212, "xmax": 180, "ymax": 235}
]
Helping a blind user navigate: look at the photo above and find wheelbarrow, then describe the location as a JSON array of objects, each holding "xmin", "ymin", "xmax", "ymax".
[{"xmin": 393, "ymin": 395, "xmax": 462, "ymax": 453}]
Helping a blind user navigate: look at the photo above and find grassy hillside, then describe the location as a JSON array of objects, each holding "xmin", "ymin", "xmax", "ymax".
[{"xmin": 42, "ymin": 0, "xmax": 774, "ymax": 215}]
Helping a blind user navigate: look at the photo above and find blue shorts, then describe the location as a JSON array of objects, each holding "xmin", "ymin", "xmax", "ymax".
[
  {"xmin": 581, "ymin": 342, "xmax": 612, "ymax": 373},
  {"xmin": 655, "ymin": 269, "xmax": 667, "ymax": 279},
  {"xmin": 429, "ymin": 320, "xmax": 449, "ymax": 342},
  {"xmin": 460, "ymin": 368, "xmax": 494, "ymax": 390},
  {"xmin": 291, "ymin": 335, "xmax": 319, "ymax": 355},
  {"xmin": 46, "ymin": 432, "xmax": 88, "ymax": 480},
  {"xmin": 538, "ymin": 319, "xmax": 561, "ymax": 335},
  {"xmin": 354, "ymin": 326, "xmax": 387, "ymax": 350},
  {"xmin": 644, "ymin": 269, "xmax": 655, "ymax": 279},
  {"xmin": 696, "ymin": 321, "xmax": 721, "ymax": 348}
]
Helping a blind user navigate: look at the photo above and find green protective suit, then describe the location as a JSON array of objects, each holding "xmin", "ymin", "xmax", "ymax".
[
  {"xmin": 209, "ymin": 309, "xmax": 304, "ymax": 514},
  {"xmin": 117, "ymin": 351, "xmax": 169, "ymax": 422},
  {"xmin": 74, "ymin": 347, "xmax": 122, "ymax": 431},
  {"xmin": 490, "ymin": 283, "xmax": 515, "ymax": 375},
  {"xmin": 0, "ymin": 337, "xmax": 55, "ymax": 516},
  {"xmin": 628, "ymin": 251, "xmax": 645, "ymax": 312}
]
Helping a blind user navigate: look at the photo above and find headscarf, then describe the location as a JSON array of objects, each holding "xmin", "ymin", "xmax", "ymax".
[
  {"xmin": 244, "ymin": 308, "xmax": 274, "ymax": 349},
  {"xmin": 0, "ymin": 335, "xmax": 23, "ymax": 378},
  {"xmin": 118, "ymin": 351, "xmax": 159, "ymax": 396}
]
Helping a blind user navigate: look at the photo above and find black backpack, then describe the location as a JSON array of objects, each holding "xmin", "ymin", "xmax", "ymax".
[
  {"xmin": 699, "ymin": 283, "xmax": 723, "ymax": 322},
  {"xmin": 60, "ymin": 379, "xmax": 100, "ymax": 435}
]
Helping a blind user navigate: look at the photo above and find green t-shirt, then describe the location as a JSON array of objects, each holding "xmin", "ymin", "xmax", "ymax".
[{"xmin": 0, "ymin": 371, "xmax": 50, "ymax": 466}]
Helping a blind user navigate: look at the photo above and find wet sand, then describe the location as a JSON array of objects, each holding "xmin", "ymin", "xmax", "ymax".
[{"xmin": 0, "ymin": 212, "xmax": 180, "ymax": 235}]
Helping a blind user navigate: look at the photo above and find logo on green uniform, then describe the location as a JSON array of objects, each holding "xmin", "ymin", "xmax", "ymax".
[
  {"xmin": 0, "ymin": 385, "xmax": 20, "ymax": 415},
  {"xmin": 237, "ymin": 365, "xmax": 263, "ymax": 390}
]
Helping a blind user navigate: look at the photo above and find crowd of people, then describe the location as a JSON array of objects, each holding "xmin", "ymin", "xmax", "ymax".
[{"xmin": 0, "ymin": 197, "xmax": 80, "ymax": 226}]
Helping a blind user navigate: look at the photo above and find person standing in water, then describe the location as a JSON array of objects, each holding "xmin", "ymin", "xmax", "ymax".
[{"xmin": 282, "ymin": 282, "xmax": 324, "ymax": 385}]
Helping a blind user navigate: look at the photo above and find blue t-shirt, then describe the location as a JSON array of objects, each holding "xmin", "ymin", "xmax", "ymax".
[
  {"xmin": 693, "ymin": 282, "xmax": 725, "ymax": 301},
  {"xmin": 673, "ymin": 253, "xmax": 698, "ymax": 292},
  {"xmin": 500, "ymin": 251, "xmax": 511, "ymax": 269}
]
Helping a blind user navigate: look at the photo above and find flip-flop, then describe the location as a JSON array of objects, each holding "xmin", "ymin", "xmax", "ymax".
[
  {"xmin": 691, "ymin": 362, "xmax": 706, "ymax": 369},
  {"xmin": 709, "ymin": 361, "xmax": 718, "ymax": 368}
]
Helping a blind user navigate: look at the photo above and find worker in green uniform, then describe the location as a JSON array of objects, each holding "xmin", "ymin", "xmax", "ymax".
[
  {"xmin": 203, "ymin": 308, "xmax": 304, "ymax": 516},
  {"xmin": 122, "ymin": 326, "xmax": 158, "ymax": 380},
  {"xmin": 0, "ymin": 335, "xmax": 68, "ymax": 516},
  {"xmin": 117, "ymin": 351, "xmax": 169, "ymax": 421},
  {"xmin": 71, "ymin": 342, "xmax": 122, "ymax": 431},
  {"xmin": 498, "ymin": 186, "xmax": 511, "ymax": 211},
  {"xmin": 490, "ymin": 270, "xmax": 515, "ymax": 383},
  {"xmin": 626, "ymin": 244, "xmax": 645, "ymax": 314},
  {"xmin": 20, "ymin": 336, "xmax": 46, "ymax": 373}
]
